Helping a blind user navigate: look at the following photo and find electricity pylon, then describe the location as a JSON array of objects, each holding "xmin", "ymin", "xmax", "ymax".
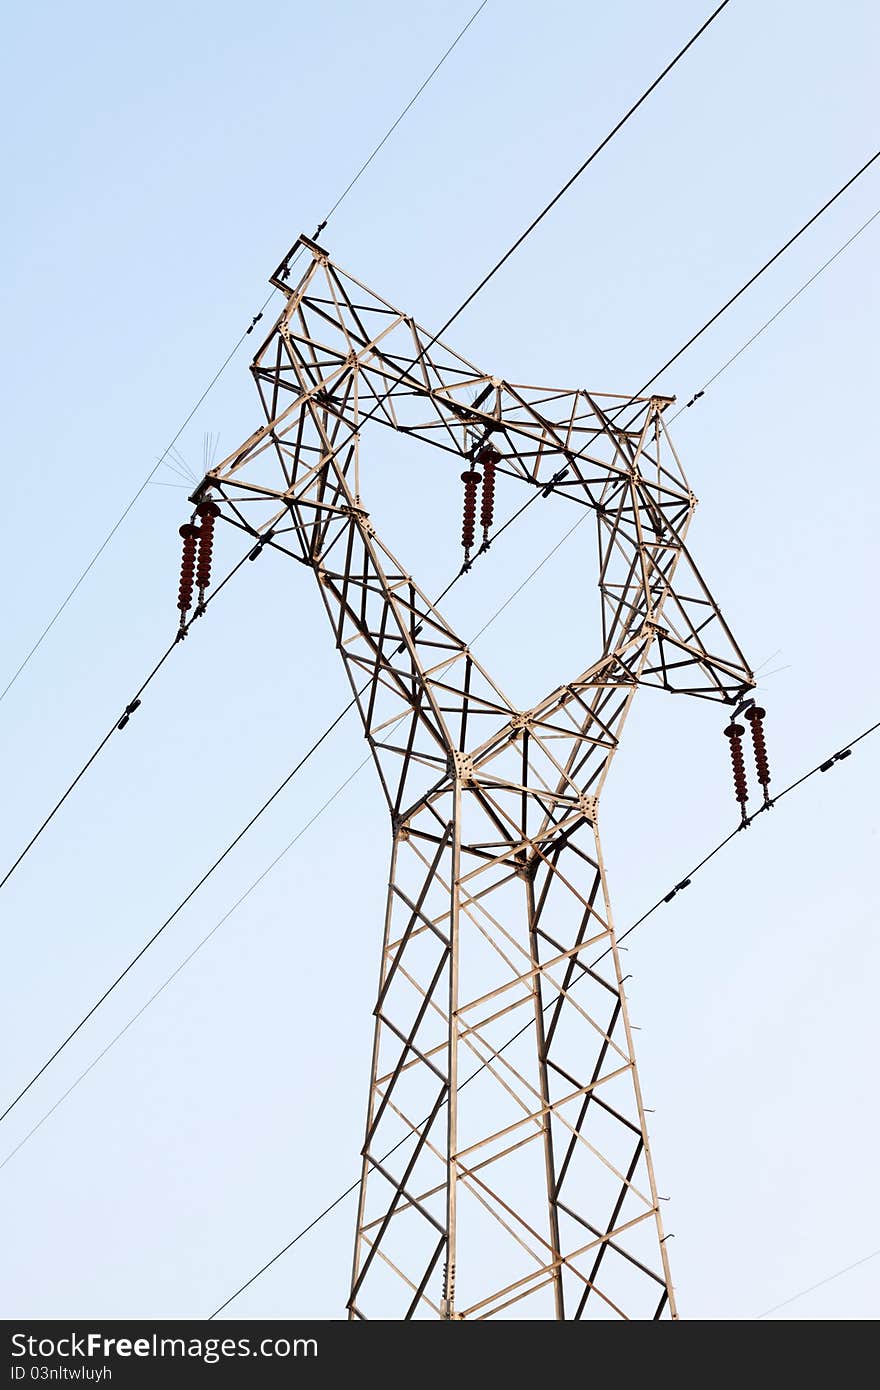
[{"xmin": 194, "ymin": 235, "xmax": 754, "ymax": 1320}]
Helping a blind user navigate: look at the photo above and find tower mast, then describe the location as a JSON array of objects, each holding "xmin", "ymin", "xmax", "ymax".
[{"xmin": 194, "ymin": 236, "xmax": 754, "ymax": 1319}]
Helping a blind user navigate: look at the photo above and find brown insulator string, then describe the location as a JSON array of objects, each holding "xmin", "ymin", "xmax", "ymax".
[
  {"xmin": 460, "ymin": 469, "xmax": 481, "ymax": 559},
  {"xmin": 196, "ymin": 499, "xmax": 220, "ymax": 601},
  {"xmin": 477, "ymin": 445, "xmax": 498, "ymax": 539},
  {"xmin": 745, "ymin": 705, "xmax": 772, "ymax": 805},
  {"xmin": 177, "ymin": 523, "xmax": 199, "ymax": 624},
  {"xmin": 724, "ymin": 721, "xmax": 749, "ymax": 824}
]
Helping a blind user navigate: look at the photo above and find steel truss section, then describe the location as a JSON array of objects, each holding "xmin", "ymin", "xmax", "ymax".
[{"xmin": 198, "ymin": 235, "xmax": 755, "ymax": 1320}]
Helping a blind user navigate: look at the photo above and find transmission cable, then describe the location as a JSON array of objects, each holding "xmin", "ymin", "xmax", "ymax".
[
  {"xmin": 0, "ymin": 525, "xmax": 272, "ymax": 895},
  {"xmin": 0, "ymin": 542, "xmax": 257, "ymax": 897},
  {"xmin": 3, "ymin": 0, "xmax": 871, "ymax": 1300},
  {"xmin": 0, "ymin": 479, "xmax": 556, "ymax": 1128},
  {"xmin": 755, "ymin": 1246, "xmax": 880, "ymax": 1319},
  {"xmin": 0, "ymin": 337, "xmax": 266, "ymax": 710},
  {"xmin": 0, "ymin": 759, "xmax": 371, "ymax": 1175},
  {"xmin": 204, "ymin": 714, "xmax": 879, "ymax": 1318},
  {"xmin": 6, "ymin": 0, "xmax": 849, "ymax": 910},
  {"xmin": 612, "ymin": 147, "xmax": 880, "ymax": 427},
  {"xmin": 8, "ymin": 131, "xmax": 877, "ymax": 1306},
  {"xmin": 313, "ymin": 1, "xmax": 490, "ymax": 237},
  {"xmin": 2, "ymin": 580, "xmax": 875, "ymax": 1188},
  {"xmin": 332, "ymin": 0, "xmax": 735, "ymax": 442},
  {"xmin": 0, "ymin": 457, "xmax": 554, "ymax": 901},
  {"xmin": 0, "ymin": 0, "xmax": 742, "ymax": 894},
  {"xmin": 0, "ymin": 1, "xmax": 499, "ymax": 896},
  {"xmin": 428, "ymin": 0, "xmax": 733, "ymax": 346},
  {"xmin": 0, "ymin": 488, "xmax": 586, "ymax": 1157},
  {"xmin": 4, "ymin": 178, "xmax": 872, "ymax": 1119},
  {"xmin": 669, "ymin": 203, "xmax": 880, "ymax": 421},
  {"xmin": 0, "ymin": 0, "xmax": 492, "ymax": 709},
  {"xmin": 1, "ymin": 0, "xmax": 866, "ymax": 1136},
  {"xmin": 0, "ymin": 694, "xmax": 360, "ymax": 1132}
]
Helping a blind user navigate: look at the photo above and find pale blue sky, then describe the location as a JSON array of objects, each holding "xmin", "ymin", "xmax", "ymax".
[{"xmin": 0, "ymin": 0, "xmax": 877, "ymax": 1320}]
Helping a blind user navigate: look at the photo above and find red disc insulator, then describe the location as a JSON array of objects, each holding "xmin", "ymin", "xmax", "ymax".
[
  {"xmin": 724, "ymin": 721, "xmax": 749, "ymax": 809},
  {"xmin": 478, "ymin": 446, "xmax": 498, "ymax": 536},
  {"xmin": 460, "ymin": 469, "xmax": 481, "ymax": 553},
  {"xmin": 196, "ymin": 500, "xmax": 219, "ymax": 591},
  {"xmin": 745, "ymin": 706, "xmax": 771, "ymax": 788},
  {"xmin": 177, "ymin": 522, "xmax": 199, "ymax": 616}
]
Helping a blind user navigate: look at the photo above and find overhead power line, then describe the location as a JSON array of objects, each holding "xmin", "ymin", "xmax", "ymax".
[
  {"xmin": 429, "ymin": 0, "xmax": 734, "ymax": 345},
  {"xmin": 342, "ymin": 0, "xmax": 736, "ymax": 441},
  {"xmin": 1, "ymin": 0, "xmax": 872, "ymax": 1321},
  {"xmin": 0, "ymin": 544, "xmax": 255, "ymax": 897},
  {"xmin": 0, "ymin": 0, "xmax": 766, "ymax": 901},
  {"xmin": 315, "ymin": 0, "xmax": 491, "ymax": 235},
  {"xmin": 0, "ymin": 689, "xmax": 361, "ymax": 1132},
  {"xmin": 3, "ymin": 264, "xmax": 875, "ymax": 1291},
  {"xmin": 0, "ymin": 4, "xmax": 504, "ymax": 897},
  {"xmin": 5, "ymin": 150, "xmax": 874, "ymax": 904},
  {"xmin": 670, "ymin": 204, "xmax": 880, "ymax": 420},
  {"xmin": 0, "ymin": 480, "xmax": 556, "ymax": 1129},
  {"xmin": 0, "ymin": 759, "xmax": 373, "ymax": 1175},
  {"xmin": 4, "ymin": 167, "xmax": 875, "ymax": 1117},
  {"xmin": 615, "ymin": 147, "xmax": 880, "ymax": 420},
  {"xmin": 0, "ymin": 495, "xmax": 585, "ymax": 1159},
  {"xmin": 0, "ymin": 3, "xmax": 736, "ymax": 904},
  {"xmin": 755, "ymin": 1247, "xmax": 880, "ymax": 1319},
  {"xmin": 204, "ymin": 715, "xmax": 878, "ymax": 1319},
  {"xmin": 2, "ymin": 711, "xmax": 873, "ymax": 1306},
  {"xmin": 0, "ymin": 0, "xmax": 493, "ymax": 709},
  {"xmin": 3, "ymin": 0, "xmax": 873, "ymax": 1210},
  {"xmin": 7, "ymin": 4, "xmax": 871, "ymax": 916},
  {"xmin": 0, "ymin": 333, "xmax": 266, "ymax": 711}
]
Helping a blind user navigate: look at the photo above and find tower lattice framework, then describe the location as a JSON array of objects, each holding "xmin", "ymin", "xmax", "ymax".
[{"xmin": 196, "ymin": 235, "xmax": 755, "ymax": 1320}]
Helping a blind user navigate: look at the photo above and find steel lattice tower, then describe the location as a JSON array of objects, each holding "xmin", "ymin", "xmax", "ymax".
[{"xmin": 195, "ymin": 235, "xmax": 755, "ymax": 1320}]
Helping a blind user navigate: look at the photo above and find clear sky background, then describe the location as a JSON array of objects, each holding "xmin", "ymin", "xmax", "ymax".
[{"xmin": 0, "ymin": 0, "xmax": 877, "ymax": 1321}]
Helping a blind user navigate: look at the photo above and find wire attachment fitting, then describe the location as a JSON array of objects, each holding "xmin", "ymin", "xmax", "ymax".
[
  {"xmin": 662, "ymin": 878, "xmax": 692, "ymax": 904},
  {"xmin": 541, "ymin": 466, "xmax": 570, "ymax": 498},
  {"xmin": 117, "ymin": 698, "xmax": 142, "ymax": 732},
  {"xmin": 819, "ymin": 748, "xmax": 853, "ymax": 772}
]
